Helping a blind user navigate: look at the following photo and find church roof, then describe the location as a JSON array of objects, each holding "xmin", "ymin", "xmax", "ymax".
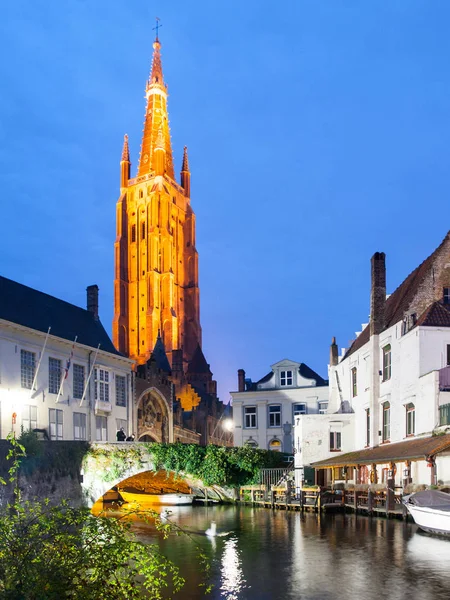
[
  {"xmin": 344, "ymin": 232, "xmax": 450, "ymax": 359},
  {"xmin": 0, "ymin": 275, "xmax": 121, "ymax": 355},
  {"xmin": 187, "ymin": 344, "xmax": 211, "ymax": 375},
  {"xmin": 149, "ymin": 333, "xmax": 171, "ymax": 373}
]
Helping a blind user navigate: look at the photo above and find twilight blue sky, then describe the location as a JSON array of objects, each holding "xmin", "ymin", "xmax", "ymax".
[{"xmin": 1, "ymin": 1, "xmax": 450, "ymax": 402}]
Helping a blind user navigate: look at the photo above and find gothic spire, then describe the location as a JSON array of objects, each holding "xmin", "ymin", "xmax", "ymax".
[
  {"xmin": 180, "ymin": 146, "xmax": 190, "ymax": 197},
  {"xmin": 181, "ymin": 146, "xmax": 189, "ymax": 172},
  {"xmin": 149, "ymin": 39, "xmax": 164, "ymax": 86},
  {"xmin": 138, "ymin": 38, "xmax": 174, "ymax": 179},
  {"xmin": 121, "ymin": 134, "xmax": 130, "ymax": 162}
]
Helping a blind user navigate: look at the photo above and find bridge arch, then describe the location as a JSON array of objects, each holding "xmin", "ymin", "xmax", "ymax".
[{"xmin": 136, "ymin": 386, "xmax": 174, "ymax": 443}]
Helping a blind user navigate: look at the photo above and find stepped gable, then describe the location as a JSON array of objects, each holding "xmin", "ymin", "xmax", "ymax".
[
  {"xmin": 0, "ymin": 275, "xmax": 120, "ymax": 355},
  {"xmin": 345, "ymin": 232, "xmax": 450, "ymax": 359}
]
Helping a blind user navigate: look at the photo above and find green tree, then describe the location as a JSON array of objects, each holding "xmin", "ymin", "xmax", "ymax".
[{"xmin": 0, "ymin": 434, "xmax": 209, "ymax": 599}]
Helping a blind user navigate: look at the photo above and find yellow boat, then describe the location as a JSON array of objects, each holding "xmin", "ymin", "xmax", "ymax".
[{"xmin": 119, "ymin": 487, "xmax": 195, "ymax": 506}]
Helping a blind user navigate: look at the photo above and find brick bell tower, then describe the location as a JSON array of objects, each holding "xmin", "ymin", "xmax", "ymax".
[{"xmin": 113, "ymin": 34, "xmax": 202, "ymax": 367}]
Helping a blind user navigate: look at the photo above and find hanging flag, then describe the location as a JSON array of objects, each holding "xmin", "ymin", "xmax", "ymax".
[{"xmin": 64, "ymin": 337, "xmax": 77, "ymax": 379}]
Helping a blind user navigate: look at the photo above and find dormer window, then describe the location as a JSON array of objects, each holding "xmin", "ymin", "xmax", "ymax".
[
  {"xmin": 280, "ymin": 370, "xmax": 293, "ymax": 386},
  {"xmin": 444, "ymin": 288, "xmax": 450, "ymax": 304}
]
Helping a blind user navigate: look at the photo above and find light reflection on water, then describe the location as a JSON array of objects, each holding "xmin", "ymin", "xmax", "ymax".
[
  {"xmin": 220, "ymin": 537, "xmax": 246, "ymax": 599},
  {"xmin": 112, "ymin": 505, "xmax": 450, "ymax": 600}
]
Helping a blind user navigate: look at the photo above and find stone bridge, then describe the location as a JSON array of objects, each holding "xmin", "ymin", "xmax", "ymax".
[{"xmin": 0, "ymin": 441, "xmax": 233, "ymax": 509}]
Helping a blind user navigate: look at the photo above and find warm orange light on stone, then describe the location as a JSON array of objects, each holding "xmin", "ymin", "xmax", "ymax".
[{"xmin": 113, "ymin": 39, "xmax": 201, "ymax": 367}]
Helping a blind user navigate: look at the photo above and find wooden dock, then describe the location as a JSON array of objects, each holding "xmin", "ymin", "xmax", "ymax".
[{"xmin": 238, "ymin": 485, "xmax": 408, "ymax": 519}]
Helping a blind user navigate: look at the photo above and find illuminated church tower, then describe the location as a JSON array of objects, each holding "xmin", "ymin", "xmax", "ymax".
[{"xmin": 113, "ymin": 36, "xmax": 201, "ymax": 367}]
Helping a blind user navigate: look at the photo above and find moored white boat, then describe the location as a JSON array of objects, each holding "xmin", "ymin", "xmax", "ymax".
[
  {"xmin": 119, "ymin": 487, "xmax": 195, "ymax": 506},
  {"xmin": 403, "ymin": 490, "xmax": 450, "ymax": 537}
]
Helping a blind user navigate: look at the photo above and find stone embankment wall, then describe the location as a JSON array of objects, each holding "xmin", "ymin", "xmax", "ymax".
[
  {"xmin": 0, "ymin": 441, "xmax": 236, "ymax": 508},
  {"xmin": 0, "ymin": 440, "xmax": 88, "ymax": 508}
]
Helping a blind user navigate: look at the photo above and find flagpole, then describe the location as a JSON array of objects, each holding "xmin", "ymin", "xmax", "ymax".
[
  {"xmin": 80, "ymin": 344, "xmax": 100, "ymax": 408},
  {"xmin": 55, "ymin": 336, "xmax": 77, "ymax": 404},
  {"xmin": 31, "ymin": 326, "xmax": 51, "ymax": 395}
]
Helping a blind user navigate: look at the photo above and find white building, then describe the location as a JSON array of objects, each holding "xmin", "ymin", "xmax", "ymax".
[
  {"xmin": 230, "ymin": 359, "xmax": 329, "ymax": 453},
  {"xmin": 0, "ymin": 276, "xmax": 134, "ymax": 442},
  {"xmin": 312, "ymin": 235, "xmax": 450, "ymax": 487}
]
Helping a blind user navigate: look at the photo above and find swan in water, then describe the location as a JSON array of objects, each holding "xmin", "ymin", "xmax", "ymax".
[
  {"xmin": 160, "ymin": 509, "xmax": 171, "ymax": 520},
  {"xmin": 205, "ymin": 521, "xmax": 217, "ymax": 537}
]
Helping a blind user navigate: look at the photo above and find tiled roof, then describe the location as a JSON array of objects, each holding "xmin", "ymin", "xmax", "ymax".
[
  {"xmin": 311, "ymin": 434, "xmax": 450, "ymax": 468},
  {"xmin": 0, "ymin": 275, "xmax": 121, "ymax": 356},
  {"xmin": 416, "ymin": 301, "xmax": 450, "ymax": 327},
  {"xmin": 256, "ymin": 371, "xmax": 273, "ymax": 385},
  {"xmin": 344, "ymin": 233, "xmax": 450, "ymax": 359},
  {"xmin": 299, "ymin": 363, "xmax": 328, "ymax": 386}
]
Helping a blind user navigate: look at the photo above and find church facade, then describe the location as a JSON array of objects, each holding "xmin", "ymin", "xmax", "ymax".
[{"xmin": 112, "ymin": 36, "xmax": 232, "ymax": 446}]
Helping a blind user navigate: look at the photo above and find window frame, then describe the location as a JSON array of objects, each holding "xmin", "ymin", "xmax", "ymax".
[
  {"xmin": 20, "ymin": 349, "xmax": 36, "ymax": 389},
  {"xmin": 280, "ymin": 370, "xmax": 293, "ymax": 387},
  {"xmin": 22, "ymin": 404, "xmax": 37, "ymax": 432},
  {"xmin": 351, "ymin": 367, "xmax": 357, "ymax": 397},
  {"xmin": 382, "ymin": 344, "xmax": 392, "ymax": 382},
  {"xmin": 293, "ymin": 403, "xmax": 307, "ymax": 418},
  {"xmin": 406, "ymin": 403, "xmax": 415, "ymax": 437},
  {"xmin": 444, "ymin": 288, "xmax": 450, "ymax": 305},
  {"xmin": 95, "ymin": 368, "xmax": 110, "ymax": 403},
  {"xmin": 269, "ymin": 438, "xmax": 282, "ymax": 452},
  {"xmin": 330, "ymin": 431, "xmax": 342, "ymax": 452},
  {"xmin": 318, "ymin": 401, "xmax": 328, "ymax": 415},
  {"xmin": 268, "ymin": 404, "xmax": 281, "ymax": 428},
  {"xmin": 48, "ymin": 357, "xmax": 62, "ymax": 395},
  {"xmin": 115, "ymin": 375, "xmax": 127, "ymax": 407},
  {"xmin": 96, "ymin": 415, "xmax": 108, "ymax": 441},
  {"xmin": 440, "ymin": 404, "xmax": 450, "ymax": 426},
  {"xmin": 73, "ymin": 364, "xmax": 85, "ymax": 400},
  {"xmin": 73, "ymin": 412, "xmax": 87, "ymax": 440},
  {"xmin": 382, "ymin": 401, "xmax": 390, "ymax": 442},
  {"xmin": 49, "ymin": 408, "xmax": 63, "ymax": 440},
  {"xmin": 366, "ymin": 408, "xmax": 370, "ymax": 447},
  {"xmin": 244, "ymin": 406, "xmax": 257, "ymax": 429}
]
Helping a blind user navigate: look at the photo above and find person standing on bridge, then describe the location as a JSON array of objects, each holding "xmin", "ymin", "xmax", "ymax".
[{"xmin": 116, "ymin": 427, "xmax": 126, "ymax": 442}]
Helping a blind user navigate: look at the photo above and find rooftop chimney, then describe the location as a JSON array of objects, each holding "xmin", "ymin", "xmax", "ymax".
[
  {"xmin": 370, "ymin": 252, "xmax": 386, "ymax": 336},
  {"xmin": 330, "ymin": 336, "xmax": 338, "ymax": 366},
  {"xmin": 87, "ymin": 285, "xmax": 99, "ymax": 320},
  {"xmin": 238, "ymin": 369, "xmax": 246, "ymax": 392}
]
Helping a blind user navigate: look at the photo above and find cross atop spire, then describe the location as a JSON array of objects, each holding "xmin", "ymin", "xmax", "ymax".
[{"xmin": 152, "ymin": 17, "xmax": 162, "ymax": 42}]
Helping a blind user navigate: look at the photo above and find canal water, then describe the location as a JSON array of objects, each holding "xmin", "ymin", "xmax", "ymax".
[{"xmin": 123, "ymin": 504, "xmax": 450, "ymax": 600}]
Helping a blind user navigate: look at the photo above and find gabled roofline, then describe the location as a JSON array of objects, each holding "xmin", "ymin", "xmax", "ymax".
[{"xmin": 0, "ymin": 319, "xmax": 134, "ymax": 365}]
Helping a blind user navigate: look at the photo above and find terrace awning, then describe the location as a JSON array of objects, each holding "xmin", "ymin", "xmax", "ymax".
[{"xmin": 311, "ymin": 434, "xmax": 450, "ymax": 469}]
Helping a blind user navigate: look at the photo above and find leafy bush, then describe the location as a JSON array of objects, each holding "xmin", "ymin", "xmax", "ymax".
[
  {"xmin": 146, "ymin": 442, "xmax": 285, "ymax": 487},
  {"xmin": 0, "ymin": 435, "xmax": 210, "ymax": 599}
]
